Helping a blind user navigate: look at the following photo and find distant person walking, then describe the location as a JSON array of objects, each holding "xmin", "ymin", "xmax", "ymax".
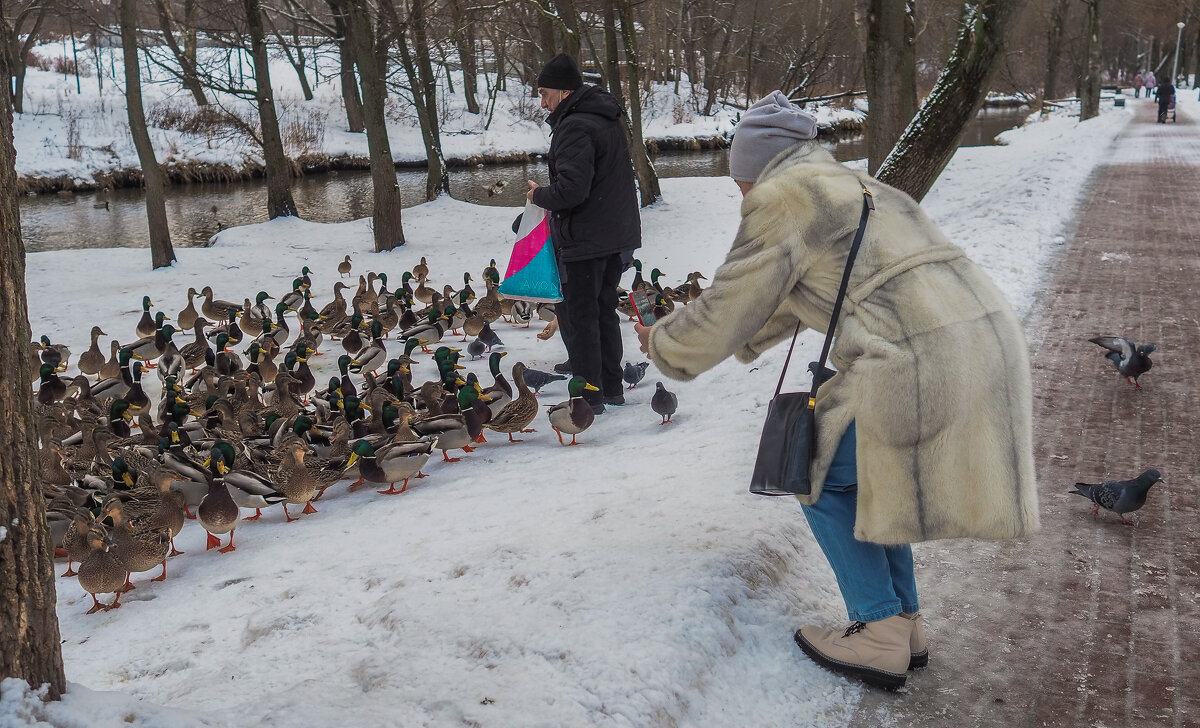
[
  {"xmin": 526, "ymin": 53, "xmax": 641, "ymax": 415},
  {"xmin": 1145, "ymin": 70, "xmax": 1157, "ymax": 101},
  {"xmin": 1156, "ymin": 79, "xmax": 1176, "ymax": 123},
  {"xmin": 1133, "ymin": 72, "xmax": 1145, "ymax": 98}
]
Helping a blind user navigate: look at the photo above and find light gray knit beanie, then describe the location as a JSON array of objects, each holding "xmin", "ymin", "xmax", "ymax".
[{"xmin": 729, "ymin": 91, "xmax": 819, "ymax": 183}]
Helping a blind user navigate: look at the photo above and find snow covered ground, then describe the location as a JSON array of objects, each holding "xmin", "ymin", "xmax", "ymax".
[
  {"xmin": 13, "ymin": 40, "xmax": 862, "ymax": 189},
  {"xmin": 4, "ymin": 96, "xmax": 1141, "ymax": 727}
]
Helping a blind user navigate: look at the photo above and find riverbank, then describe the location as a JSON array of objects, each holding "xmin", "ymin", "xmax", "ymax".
[{"xmin": 14, "ymin": 41, "xmax": 862, "ymax": 196}]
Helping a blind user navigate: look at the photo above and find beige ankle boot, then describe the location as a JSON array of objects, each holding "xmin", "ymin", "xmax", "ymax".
[
  {"xmin": 794, "ymin": 615, "xmax": 913, "ymax": 690},
  {"xmin": 908, "ymin": 612, "xmax": 928, "ymax": 669}
]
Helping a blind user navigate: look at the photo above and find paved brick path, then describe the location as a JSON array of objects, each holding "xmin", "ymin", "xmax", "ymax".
[{"xmin": 851, "ymin": 101, "xmax": 1200, "ymax": 727}]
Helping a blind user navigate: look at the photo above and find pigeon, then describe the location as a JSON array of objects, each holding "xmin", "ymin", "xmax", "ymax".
[
  {"xmin": 1089, "ymin": 336, "xmax": 1156, "ymax": 390},
  {"xmin": 623, "ymin": 360, "xmax": 650, "ymax": 389},
  {"xmin": 478, "ymin": 321, "xmax": 504, "ymax": 350},
  {"xmin": 1070, "ymin": 468, "xmax": 1163, "ymax": 525},
  {"xmin": 651, "ymin": 381, "xmax": 677, "ymax": 424},
  {"xmin": 521, "ymin": 368, "xmax": 568, "ymax": 394},
  {"xmin": 467, "ymin": 338, "xmax": 487, "ymax": 360}
]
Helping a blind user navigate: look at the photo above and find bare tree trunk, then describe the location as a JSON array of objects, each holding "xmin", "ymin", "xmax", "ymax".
[
  {"xmin": 0, "ymin": 5, "xmax": 64, "ymax": 697},
  {"xmin": 393, "ymin": 0, "xmax": 449, "ymax": 200},
  {"xmin": 153, "ymin": 0, "xmax": 209, "ymax": 106},
  {"xmin": 346, "ymin": 0, "xmax": 403, "ymax": 251},
  {"xmin": 7, "ymin": 5, "xmax": 47, "ymax": 114},
  {"xmin": 864, "ymin": 0, "xmax": 917, "ymax": 176},
  {"xmin": 876, "ymin": 0, "xmax": 1030, "ymax": 202},
  {"xmin": 122, "ymin": 0, "xmax": 176, "ymax": 269},
  {"xmin": 618, "ymin": 0, "xmax": 659, "ymax": 205},
  {"xmin": 328, "ymin": 3, "xmax": 365, "ymax": 132},
  {"xmin": 449, "ymin": 0, "xmax": 480, "ymax": 113},
  {"xmin": 243, "ymin": 0, "xmax": 297, "ymax": 218},
  {"xmin": 1079, "ymin": 0, "xmax": 1102, "ymax": 120},
  {"xmin": 1042, "ymin": 0, "xmax": 1070, "ymax": 109},
  {"xmin": 267, "ymin": 13, "xmax": 315, "ymax": 101}
]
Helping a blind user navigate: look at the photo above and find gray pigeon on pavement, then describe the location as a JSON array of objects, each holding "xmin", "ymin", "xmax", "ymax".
[
  {"xmin": 1070, "ymin": 468, "xmax": 1163, "ymax": 524},
  {"xmin": 623, "ymin": 361, "xmax": 650, "ymax": 389},
  {"xmin": 651, "ymin": 381, "xmax": 677, "ymax": 425},
  {"xmin": 521, "ymin": 367, "xmax": 568, "ymax": 394},
  {"xmin": 1089, "ymin": 336, "xmax": 1156, "ymax": 390}
]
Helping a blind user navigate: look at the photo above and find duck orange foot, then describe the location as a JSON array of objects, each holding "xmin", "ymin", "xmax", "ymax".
[
  {"xmin": 302, "ymin": 501, "xmax": 318, "ymax": 514},
  {"xmin": 553, "ymin": 427, "xmax": 564, "ymax": 445},
  {"xmin": 217, "ymin": 531, "xmax": 237, "ymax": 553},
  {"xmin": 442, "ymin": 451, "xmax": 461, "ymax": 463},
  {"xmin": 377, "ymin": 479, "xmax": 409, "ymax": 495},
  {"xmin": 462, "ymin": 444, "xmax": 476, "ymax": 452},
  {"xmin": 206, "ymin": 531, "xmax": 222, "ymax": 550},
  {"xmin": 347, "ymin": 476, "xmax": 367, "ymax": 491},
  {"xmin": 243, "ymin": 508, "xmax": 263, "ymax": 520}
]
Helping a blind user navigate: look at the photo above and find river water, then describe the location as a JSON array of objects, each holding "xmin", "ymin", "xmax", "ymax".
[{"xmin": 18, "ymin": 107, "xmax": 1029, "ymax": 253}]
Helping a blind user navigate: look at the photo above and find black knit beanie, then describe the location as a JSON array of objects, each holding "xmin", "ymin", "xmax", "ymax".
[{"xmin": 537, "ymin": 53, "xmax": 583, "ymax": 91}]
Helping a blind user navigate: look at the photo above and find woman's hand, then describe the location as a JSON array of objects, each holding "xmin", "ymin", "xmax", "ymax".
[
  {"xmin": 526, "ymin": 180, "xmax": 539, "ymax": 201},
  {"xmin": 634, "ymin": 323, "xmax": 651, "ymax": 355}
]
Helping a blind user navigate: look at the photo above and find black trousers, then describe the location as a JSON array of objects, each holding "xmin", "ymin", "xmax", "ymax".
[{"xmin": 557, "ymin": 253, "xmax": 625, "ymax": 403}]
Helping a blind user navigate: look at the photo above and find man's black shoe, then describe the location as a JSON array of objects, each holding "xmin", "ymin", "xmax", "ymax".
[
  {"xmin": 553, "ymin": 360, "xmax": 572, "ymax": 375},
  {"xmin": 590, "ymin": 402, "xmax": 606, "ymax": 415},
  {"xmin": 603, "ymin": 395, "xmax": 626, "ymax": 406}
]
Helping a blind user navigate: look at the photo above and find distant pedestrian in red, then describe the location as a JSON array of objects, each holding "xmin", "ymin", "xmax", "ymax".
[{"xmin": 1133, "ymin": 72, "xmax": 1145, "ymax": 98}]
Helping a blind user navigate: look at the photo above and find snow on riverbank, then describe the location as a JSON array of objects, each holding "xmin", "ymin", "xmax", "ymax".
[
  {"xmin": 13, "ymin": 40, "xmax": 862, "ymax": 191},
  {"xmin": 6, "ymin": 100, "xmax": 1131, "ymax": 728}
]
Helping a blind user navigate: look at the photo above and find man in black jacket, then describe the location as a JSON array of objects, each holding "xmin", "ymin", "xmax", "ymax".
[{"xmin": 527, "ymin": 53, "xmax": 641, "ymax": 415}]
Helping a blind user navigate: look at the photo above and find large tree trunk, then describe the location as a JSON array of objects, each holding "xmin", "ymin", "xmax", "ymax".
[
  {"xmin": 394, "ymin": 0, "xmax": 449, "ymax": 201},
  {"xmin": 346, "ymin": 0, "xmax": 403, "ymax": 251},
  {"xmin": 243, "ymin": 0, "xmax": 297, "ymax": 218},
  {"xmin": 328, "ymin": 4, "xmax": 365, "ymax": 133},
  {"xmin": 1041, "ymin": 0, "xmax": 1070, "ymax": 109},
  {"xmin": 0, "ymin": 5, "xmax": 65, "ymax": 698},
  {"xmin": 875, "ymin": 0, "xmax": 1029, "ymax": 202},
  {"xmin": 1079, "ymin": 0, "xmax": 1102, "ymax": 121},
  {"xmin": 153, "ymin": 0, "xmax": 209, "ymax": 106},
  {"xmin": 617, "ymin": 0, "xmax": 660, "ymax": 206},
  {"xmin": 864, "ymin": 0, "xmax": 917, "ymax": 176},
  {"xmin": 449, "ymin": 0, "xmax": 480, "ymax": 114},
  {"xmin": 122, "ymin": 0, "xmax": 176, "ymax": 269}
]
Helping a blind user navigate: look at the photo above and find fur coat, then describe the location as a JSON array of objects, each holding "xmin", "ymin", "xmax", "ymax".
[{"xmin": 647, "ymin": 142, "xmax": 1039, "ymax": 544}]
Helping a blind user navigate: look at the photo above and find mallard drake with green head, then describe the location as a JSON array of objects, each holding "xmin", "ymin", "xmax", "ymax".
[
  {"xmin": 136, "ymin": 295, "xmax": 157, "ymax": 338},
  {"xmin": 400, "ymin": 309, "xmax": 449, "ymax": 354},
  {"xmin": 485, "ymin": 362, "xmax": 538, "ymax": 442},
  {"xmin": 547, "ymin": 376, "xmax": 599, "ymax": 445},
  {"xmin": 345, "ymin": 436, "xmax": 435, "ymax": 495},
  {"xmin": 351, "ymin": 320, "xmax": 388, "ymax": 376},
  {"xmin": 37, "ymin": 363, "xmax": 70, "ymax": 405}
]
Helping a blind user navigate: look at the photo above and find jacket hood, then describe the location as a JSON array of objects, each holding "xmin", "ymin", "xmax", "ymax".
[{"xmin": 547, "ymin": 85, "xmax": 623, "ymax": 128}]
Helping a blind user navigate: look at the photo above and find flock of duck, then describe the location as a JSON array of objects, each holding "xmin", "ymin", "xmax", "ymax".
[{"xmin": 34, "ymin": 253, "xmax": 705, "ymax": 615}]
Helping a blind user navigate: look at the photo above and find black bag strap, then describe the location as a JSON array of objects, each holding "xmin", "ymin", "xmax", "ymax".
[{"xmin": 774, "ymin": 186, "xmax": 875, "ymax": 397}]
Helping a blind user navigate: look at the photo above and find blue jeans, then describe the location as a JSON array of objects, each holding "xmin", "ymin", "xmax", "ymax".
[{"xmin": 801, "ymin": 422, "xmax": 920, "ymax": 622}]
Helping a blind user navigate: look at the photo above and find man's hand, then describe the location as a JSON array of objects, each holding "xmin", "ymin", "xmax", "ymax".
[
  {"xmin": 526, "ymin": 180, "xmax": 539, "ymax": 201},
  {"xmin": 634, "ymin": 323, "xmax": 651, "ymax": 355}
]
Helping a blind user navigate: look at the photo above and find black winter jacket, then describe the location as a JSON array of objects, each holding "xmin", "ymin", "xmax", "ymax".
[{"xmin": 532, "ymin": 85, "xmax": 641, "ymax": 263}]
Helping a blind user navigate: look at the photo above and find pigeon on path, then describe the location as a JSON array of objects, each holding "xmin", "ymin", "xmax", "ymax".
[
  {"xmin": 623, "ymin": 361, "xmax": 650, "ymax": 389},
  {"xmin": 651, "ymin": 382, "xmax": 678, "ymax": 425},
  {"xmin": 1089, "ymin": 336, "xmax": 1156, "ymax": 390},
  {"xmin": 521, "ymin": 368, "xmax": 568, "ymax": 394},
  {"xmin": 1069, "ymin": 468, "xmax": 1163, "ymax": 525}
]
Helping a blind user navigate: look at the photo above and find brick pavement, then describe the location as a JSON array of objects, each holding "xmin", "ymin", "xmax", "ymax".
[{"xmin": 850, "ymin": 101, "xmax": 1200, "ymax": 727}]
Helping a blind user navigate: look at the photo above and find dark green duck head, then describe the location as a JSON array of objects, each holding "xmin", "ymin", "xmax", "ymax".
[
  {"xmin": 567, "ymin": 376, "xmax": 599, "ymax": 399},
  {"xmin": 488, "ymin": 351, "xmax": 508, "ymax": 377}
]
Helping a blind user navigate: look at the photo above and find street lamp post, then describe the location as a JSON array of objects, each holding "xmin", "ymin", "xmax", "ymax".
[{"xmin": 1173, "ymin": 21, "xmax": 1186, "ymax": 87}]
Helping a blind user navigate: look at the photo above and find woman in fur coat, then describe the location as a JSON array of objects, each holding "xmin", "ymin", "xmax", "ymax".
[{"xmin": 635, "ymin": 92, "xmax": 1038, "ymax": 690}]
